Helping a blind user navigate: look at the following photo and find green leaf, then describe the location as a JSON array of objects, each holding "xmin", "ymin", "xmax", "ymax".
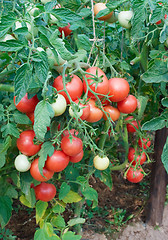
[
  {"xmin": 20, "ymin": 172, "xmax": 32, "ymax": 195},
  {"xmin": 160, "ymin": 24, "xmax": 168, "ymax": 43},
  {"xmin": 100, "ymin": 170, "xmax": 113, "ymax": 190},
  {"xmin": 142, "ymin": 61, "xmax": 168, "ymax": 83},
  {"xmin": 4, "ymin": 185, "xmax": 18, "ymax": 199},
  {"xmin": 52, "ymin": 202, "xmax": 65, "ymax": 214},
  {"xmin": 33, "ymin": 51, "xmax": 49, "ymax": 84},
  {"xmin": 107, "ymin": 0, "xmax": 126, "ymax": 9},
  {"xmin": 14, "ymin": 63, "xmax": 33, "ymax": 103},
  {"xmin": 0, "ymin": 144, "xmax": 6, "ymax": 168},
  {"xmin": 34, "ymin": 100, "xmax": 54, "ymax": 142},
  {"xmin": 142, "ymin": 117, "xmax": 166, "ymax": 131},
  {"xmin": 59, "ymin": 182, "xmax": 71, "ymax": 200},
  {"xmin": 45, "ymin": 0, "xmax": 57, "ymax": 12},
  {"xmin": 13, "ymin": 111, "xmax": 31, "ymax": 124},
  {"xmin": 38, "ymin": 141, "xmax": 55, "ymax": 176},
  {"xmin": 0, "ymin": 40, "xmax": 25, "ymax": 52},
  {"xmin": 77, "ymin": 34, "xmax": 91, "ymax": 51},
  {"xmin": 36, "ymin": 201, "xmax": 48, "ymax": 224},
  {"xmin": 34, "ymin": 228, "xmax": 60, "ymax": 240},
  {"xmin": 0, "ymin": 14, "xmax": 17, "ymax": 38},
  {"xmin": 0, "ymin": 104, "xmax": 4, "ymax": 121},
  {"xmin": 0, "ymin": 196, "xmax": 12, "ymax": 228},
  {"xmin": 62, "ymin": 190, "xmax": 82, "ymax": 204},
  {"xmin": 52, "ymin": 8, "xmax": 81, "ymax": 23},
  {"xmin": 81, "ymin": 186, "xmax": 98, "ymax": 208},
  {"xmin": 19, "ymin": 189, "xmax": 36, "ymax": 208},
  {"xmin": 96, "ymin": 8, "xmax": 111, "ymax": 19},
  {"xmin": 51, "ymin": 215, "xmax": 66, "ymax": 229},
  {"xmin": 161, "ymin": 97, "xmax": 168, "ymax": 107},
  {"xmin": 137, "ymin": 96, "xmax": 148, "ymax": 120},
  {"xmin": 1, "ymin": 123, "xmax": 20, "ymax": 138},
  {"xmin": 62, "ymin": 231, "xmax": 82, "ymax": 240},
  {"xmin": 67, "ymin": 218, "xmax": 85, "ymax": 227},
  {"xmin": 161, "ymin": 137, "xmax": 168, "ymax": 174}
]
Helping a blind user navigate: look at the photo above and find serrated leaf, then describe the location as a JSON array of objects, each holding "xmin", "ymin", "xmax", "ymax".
[
  {"xmin": 4, "ymin": 185, "xmax": 18, "ymax": 199},
  {"xmin": 142, "ymin": 117, "xmax": 166, "ymax": 131},
  {"xmin": 20, "ymin": 171, "xmax": 32, "ymax": 195},
  {"xmin": 137, "ymin": 96, "xmax": 148, "ymax": 119},
  {"xmin": 81, "ymin": 186, "xmax": 98, "ymax": 208},
  {"xmin": 59, "ymin": 182, "xmax": 71, "ymax": 200},
  {"xmin": 96, "ymin": 8, "xmax": 111, "ymax": 19},
  {"xmin": 14, "ymin": 63, "xmax": 33, "ymax": 103},
  {"xmin": 0, "ymin": 40, "xmax": 25, "ymax": 52},
  {"xmin": 77, "ymin": 34, "xmax": 91, "ymax": 51},
  {"xmin": 161, "ymin": 97, "xmax": 168, "ymax": 107},
  {"xmin": 51, "ymin": 215, "xmax": 66, "ymax": 229},
  {"xmin": 52, "ymin": 202, "xmax": 65, "ymax": 214},
  {"xmin": 67, "ymin": 218, "xmax": 85, "ymax": 227},
  {"xmin": 0, "ymin": 14, "xmax": 17, "ymax": 38},
  {"xmin": 38, "ymin": 141, "xmax": 54, "ymax": 176},
  {"xmin": 34, "ymin": 100, "xmax": 54, "ymax": 142},
  {"xmin": 62, "ymin": 231, "xmax": 82, "ymax": 240},
  {"xmin": 0, "ymin": 196, "xmax": 12, "ymax": 228},
  {"xmin": 62, "ymin": 190, "xmax": 82, "ymax": 204},
  {"xmin": 33, "ymin": 51, "xmax": 49, "ymax": 84},
  {"xmin": 0, "ymin": 144, "xmax": 6, "ymax": 168},
  {"xmin": 13, "ymin": 111, "xmax": 31, "ymax": 124},
  {"xmin": 161, "ymin": 137, "xmax": 168, "ymax": 174},
  {"xmin": 36, "ymin": 201, "xmax": 48, "ymax": 224},
  {"xmin": 1, "ymin": 123, "xmax": 20, "ymax": 138},
  {"xmin": 45, "ymin": 0, "xmax": 57, "ymax": 11},
  {"xmin": 52, "ymin": 8, "xmax": 81, "ymax": 23}
]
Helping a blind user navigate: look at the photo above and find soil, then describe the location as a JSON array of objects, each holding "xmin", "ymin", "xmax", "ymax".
[{"xmin": 6, "ymin": 165, "xmax": 168, "ymax": 240}]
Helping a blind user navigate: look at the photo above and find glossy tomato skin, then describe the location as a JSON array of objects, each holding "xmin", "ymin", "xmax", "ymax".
[
  {"xmin": 103, "ymin": 105, "xmax": 120, "ymax": 121},
  {"xmin": 53, "ymin": 75, "xmax": 83, "ymax": 104},
  {"xmin": 34, "ymin": 182, "xmax": 56, "ymax": 202},
  {"xmin": 74, "ymin": 99, "xmax": 90, "ymax": 120},
  {"xmin": 69, "ymin": 150, "xmax": 84, "ymax": 163},
  {"xmin": 108, "ymin": 78, "xmax": 130, "ymax": 102},
  {"xmin": 126, "ymin": 167, "xmax": 144, "ymax": 183},
  {"xmin": 125, "ymin": 116, "xmax": 140, "ymax": 133},
  {"xmin": 58, "ymin": 23, "xmax": 72, "ymax": 37},
  {"xmin": 94, "ymin": 3, "xmax": 113, "ymax": 21},
  {"xmin": 138, "ymin": 138, "xmax": 151, "ymax": 150},
  {"xmin": 45, "ymin": 150, "xmax": 69, "ymax": 172},
  {"xmin": 85, "ymin": 99, "xmax": 103, "ymax": 123},
  {"xmin": 83, "ymin": 67, "xmax": 109, "ymax": 99},
  {"xmin": 117, "ymin": 95, "xmax": 137, "ymax": 114},
  {"xmin": 30, "ymin": 158, "xmax": 54, "ymax": 182},
  {"xmin": 17, "ymin": 130, "xmax": 41, "ymax": 156},
  {"xmin": 14, "ymin": 93, "xmax": 39, "ymax": 113},
  {"xmin": 61, "ymin": 135, "xmax": 83, "ymax": 156},
  {"xmin": 128, "ymin": 148, "xmax": 146, "ymax": 165},
  {"xmin": 93, "ymin": 155, "xmax": 110, "ymax": 170}
]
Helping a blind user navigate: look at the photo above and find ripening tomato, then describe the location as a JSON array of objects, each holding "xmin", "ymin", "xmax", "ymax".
[
  {"xmin": 103, "ymin": 105, "xmax": 120, "ymax": 121},
  {"xmin": 14, "ymin": 93, "xmax": 39, "ymax": 113},
  {"xmin": 34, "ymin": 182, "xmax": 56, "ymax": 202},
  {"xmin": 58, "ymin": 23, "xmax": 72, "ymax": 37},
  {"xmin": 117, "ymin": 95, "xmax": 137, "ymax": 114},
  {"xmin": 126, "ymin": 167, "xmax": 144, "ymax": 183},
  {"xmin": 30, "ymin": 158, "xmax": 54, "ymax": 182},
  {"xmin": 53, "ymin": 75, "xmax": 83, "ymax": 103},
  {"xmin": 74, "ymin": 99, "xmax": 90, "ymax": 120},
  {"xmin": 108, "ymin": 78, "xmax": 130, "ymax": 102},
  {"xmin": 125, "ymin": 116, "xmax": 140, "ymax": 133},
  {"xmin": 83, "ymin": 67, "xmax": 109, "ymax": 99},
  {"xmin": 61, "ymin": 135, "xmax": 83, "ymax": 156},
  {"xmin": 94, "ymin": 3, "xmax": 113, "ymax": 21},
  {"xmin": 118, "ymin": 11, "xmax": 133, "ymax": 29},
  {"xmin": 69, "ymin": 150, "xmax": 84, "ymax": 163},
  {"xmin": 93, "ymin": 155, "xmax": 110, "ymax": 170},
  {"xmin": 45, "ymin": 150, "xmax": 69, "ymax": 172},
  {"xmin": 138, "ymin": 138, "xmax": 151, "ymax": 150},
  {"xmin": 128, "ymin": 148, "xmax": 146, "ymax": 165},
  {"xmin": 61, "ymin": 129, "xmax": 79, "ymax": 138},
  {"xmin": 17, "ymin": 130, "xmax": 41, "ymax": 156},
  {"xmin": 85, "ymin": 99, "xmax": 103, "ymax": 123}
]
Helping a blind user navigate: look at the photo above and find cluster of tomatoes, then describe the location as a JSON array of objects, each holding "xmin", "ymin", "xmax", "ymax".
[{"xmin": 125, "ymin": 117, "xmax": 151, "ymax": 183}]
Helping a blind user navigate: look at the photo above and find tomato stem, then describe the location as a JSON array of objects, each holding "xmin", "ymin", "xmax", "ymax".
[
  {"xmin": 0, "ymin": 84, "xmax": 14, "ymax": 92},
  {"xmin": 98, "ymin": 120, "xmax": 111, "ymax": 151}
]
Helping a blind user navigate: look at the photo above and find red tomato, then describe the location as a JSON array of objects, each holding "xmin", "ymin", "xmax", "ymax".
[
  {"xmin": 61, "ymin": 129, "xmax": 79, "ymax": 138},
  {"xmin": 156, "ymin": 14, "xmax": 167, "ymax": 25},
  {"xmin": 17, "ymin": 130, "xmax": 41, "ymax": 156},
  {"xmin": 26, "ymin": 112, "xmax": 34, "ymax": 124},
  {"xmin": 45, "ymin": 150, "xmax": 69, "ymax": 172},
  {"xmin": 108, "ymin": 78, "xmax": 130, "ymax": 102},
  {"xmin": 117, "ymin": 95, "xmax": 137, "ymax": 114},
  {"xmin": 138, "ymin": 138, "xmax": 151, "ymax": 150},
  {"xmin": 53, "ymin": 75, "xmax": 83, "ymax": 103},
  {"xmin": 128, "ymin": 148, "xmax": 146, "ymax": 165},
  {"xmin": 103, "ymin": 105, "xmax": 120, "ymax": 121},
  {"xmin": 34, "ymin": 182, "xmax": 56, "ymax": 202},
  {"xmin": 125, "ymin": 116, "xmax": 140, "ymax": 133},
  {"xmin": 126, "ymin": 167, "xmax": 144, "ymax": 183},
  {"xmin": 14, "ymin": 93, "xmax": 39, "ymax": 113},
  {"xmin": 85, "ymin": 99, "xmax": 103, "ymax": 123},
  {"xmin": 83, "ymin": 67, "xmax": 109, "ymax": 99},
  {"xmin": 61, "ymin": 135, "xmax": 83, "ymax": 156},
  {"xmin": 69, "ymin": 150, "xmax": 84, "ymax": 163},
  {"xmin": 74, "ymin": 99, "xmax": 90, "ymax": 120},
  {"xmin": 58, "ymin": 23, "xmax": 72, "ymax": 37},
  {"xmin": 30, "ymin": 158, "xmax": 54, "ymax": 182}
]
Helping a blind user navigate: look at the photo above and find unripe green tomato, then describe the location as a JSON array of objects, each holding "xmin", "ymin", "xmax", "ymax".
[
  {"xmin": 93, "ymin": 155, "xmax": 110, "ymax": 170},
  {"xmin": 69, "ymin": 105, "xmax": 83, "ymax": 118},
  {"xmin": 118, "ymin": 10, "xmax": 133, "ymax": 29},
  {"xmin": 0, "ymin": 34, "xmax": 15, "ymax": 42},
  {"xmin": 41, "ymin": 0, "xmax": 52, "ymax": 4},
  {"xmin": 51, "ymin": 94, "xmax": 67, "ymax": 116},
  {"xmin": 106, "ymin": 11, "xmax": 118, "ymax": 23},
  {"xmin": 14, "ymin": 154, "xmax": 31, "ymax": 172},
  {"xmin": 28, "ymin": 7, "xmax": 40, "ymax": 17},
  {"xmin": 14, "ymin": 21, "xmax": 38, "ymax": 40},
  {"xmin": 46, "ymin": 48, "xmax": 66, "ymax": 67}
]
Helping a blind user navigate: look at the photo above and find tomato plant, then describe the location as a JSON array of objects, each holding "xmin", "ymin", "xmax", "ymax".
[
  {"xmin": 138, "ymin": 138, "xmax": 151, "ymax": 150},
  {"xmin": 128, "ymin": 148, "xmax": 146, "ymax": 165},
  {"xmin": 126, "ymin": 167, "xmax": 144, "ymax": 183},
  {"xmin": 125, "ymin": 116, "xmax": 140, "ymax": 133},
  {"xmin": 45, "ymin": 150, "xmax": 69, "ymax": 172},
  {"xmin": 34, "ymin": 182, "xmax": 56, "ymax": 202}
]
